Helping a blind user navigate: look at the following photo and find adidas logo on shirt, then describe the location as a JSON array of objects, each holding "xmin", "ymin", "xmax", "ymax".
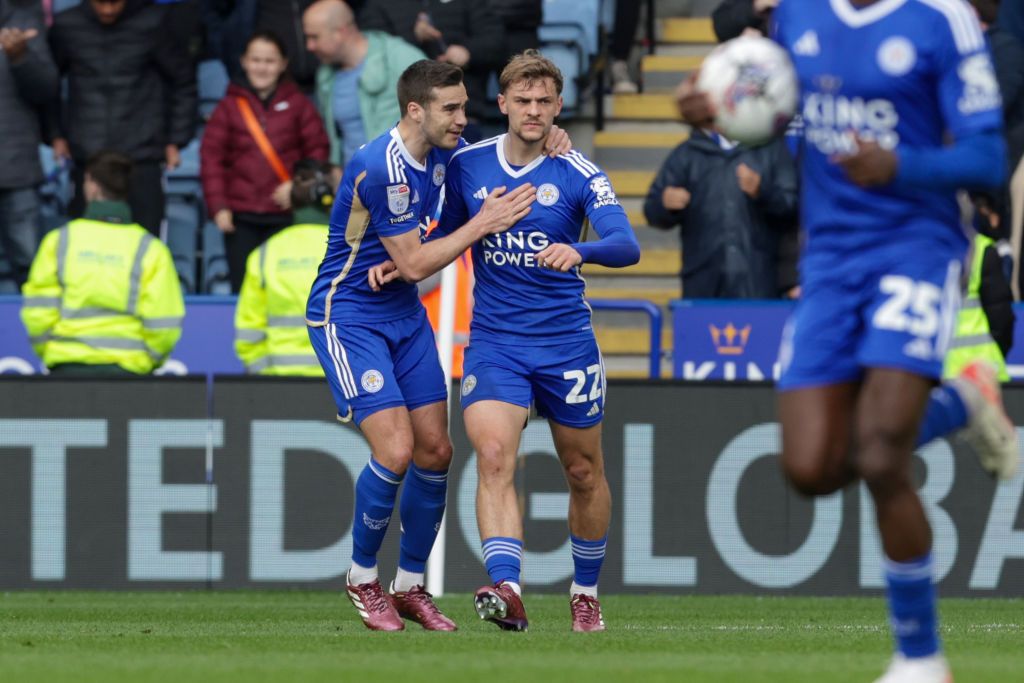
[
  {"xmin": 473, "ymin": 187, "xmax": 489, "ymax": 200},
  {"xmin": 793, "ymin": 30, "xmax": 820, "ymax": 57}
]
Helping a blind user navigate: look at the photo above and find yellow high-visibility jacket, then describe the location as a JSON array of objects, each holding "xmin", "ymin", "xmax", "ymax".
[
  {"xmin": 21, "ymin": 204, "xmax": 185, "ymax": 374},
  {"xmin": 235, "ymin": 209, "xmax": 328, "ymax": 376},
  {"xmin": 944, "ymin": 233, "xmax": 1009, "ymax": 381}
]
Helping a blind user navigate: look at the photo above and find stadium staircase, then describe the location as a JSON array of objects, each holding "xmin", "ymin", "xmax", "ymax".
[{"xmin": 586, "ymin": 14, "xmax": 718, "ymax": 378}]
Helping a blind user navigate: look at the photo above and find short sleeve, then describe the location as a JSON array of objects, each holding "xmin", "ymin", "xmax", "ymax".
[
  {"xmin": 435, "ymin": 156, "xmax": 470, "ymax": 238},
  {"xmin": 358, "ymin": 175, "xmax": 421, "ymax": 238},
  {"xmin": 933, "ymin": 10, "xmax": 1003, "ymax": 139}
]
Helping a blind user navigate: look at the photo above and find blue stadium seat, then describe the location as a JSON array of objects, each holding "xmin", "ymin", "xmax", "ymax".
[
  {"xmin": 197, "ymin": 59, "xmax": 229, "ymax": 120},
  {"xmin": 201, "ymin": 220, "xmax": 231, "ymax": 295},
  {"xmin": 538, "ymin": 0, "xmax": 607, "ymax": 118},
  {"xmin": 165, "ymin": 139, "xmax": 203, "ymax": 293},
  {"xmin": 541, "ymin": 0, "xmax": 603, "ymax": 56},
  {"xmin": 52, "ymin": 0, "xmax": 81, "ymax": 13}
]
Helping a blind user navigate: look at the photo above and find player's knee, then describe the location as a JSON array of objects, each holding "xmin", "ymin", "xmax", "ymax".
[
  {"xmin": 418, "ymin": 436, "xmax": 453, "ymax": 471},
  {"xmin": 855, "ymin": 424, "xmax": 915, "ymax": 485},
  {"xmin": 781, "ymin": 451, "xmax": 839, "ymax": 496},
  {"xmin": 563, "ymin": 457, "xmax": 601, "ymax": 493},
  {"xmin": 475, "ymin": 439, "xmax": 514, "ymax": 483}
]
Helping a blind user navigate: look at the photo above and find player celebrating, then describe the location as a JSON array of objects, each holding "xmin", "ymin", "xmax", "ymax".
[
  {"xmin": 305, "ymin": 59, "xmax": 556, "ymax": 632},
  {"xmin": 767, "ymin": 1, "xmax": 1015, "ymax": 681},
  {"xmin": 428, "ymin": 51, "xmax": 639, "ymax": 631}
]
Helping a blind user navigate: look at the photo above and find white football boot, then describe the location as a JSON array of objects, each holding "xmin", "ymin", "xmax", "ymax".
[
  {"xmin": 873, "ymin": 654, "xmax": 953, "ymax": 683},
  {"xmin": 950, "ymin": 360, "xmax": 1020, "ymax": 480}
]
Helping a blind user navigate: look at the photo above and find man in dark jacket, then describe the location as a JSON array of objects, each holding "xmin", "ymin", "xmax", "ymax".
[
  {"xmin": 711, "ymin": 0, "xmax": 778, "ymax": 42},
  {"xmin": 0, "ymin": 0, "xmax": 58, "ymax": 289},
  {"xmin": 49, "ymin": 0, "xmax": 197, "ymax": 237},
  {"xmin": 644, "ymin": 130, "xmax": 798, "ymax": 299},
  {"xmin": 358, "ymin": 0, "xmax": 505, "ymax": 133}
]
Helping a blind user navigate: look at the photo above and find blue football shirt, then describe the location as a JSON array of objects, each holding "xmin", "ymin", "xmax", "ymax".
[
  {"xmin": 437, "ymin": 135, "xmax": 632, "ymax": 345},
  {"xmin": 772, "ymin": 0, "xmax": 1003, "ymax": 276},
  {"xmin": 307, "ymin": 127, "xmax": 459, "ymax": 324}
]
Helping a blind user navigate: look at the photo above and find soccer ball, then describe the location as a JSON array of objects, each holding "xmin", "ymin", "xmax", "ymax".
[{"xmin": 695, "ymin": 35, "xmax": 798, "ymax": 146}]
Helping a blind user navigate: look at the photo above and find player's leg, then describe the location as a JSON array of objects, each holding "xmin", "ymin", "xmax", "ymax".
[
  {"xmin": 857, "ymin": 257, "xmax": 960, "ymax": 681},
  {"xmin": 308, "ymin": 322, "xmax": 412, "ymax": 631},
  {"xmin": 532, "ymin": 338, "xmax": 611, "ymax": 631},
  {"xmin": 778, "ymin": 384, "xmax": 860, "ymax": 495},
  {"xmin": 387, "ymin": 313, "xmax": 457, "ymax": 629},
  {"xmin": 550, "ymin": 420, "xmax": 610, "ymax": 632},
  {"xmin": 917, "ymin": 362, "xmax": 1019, "ymax": 478},
  {"xmin": 856, "ymin": 369, "xmax": 951, "ymax": 682}
]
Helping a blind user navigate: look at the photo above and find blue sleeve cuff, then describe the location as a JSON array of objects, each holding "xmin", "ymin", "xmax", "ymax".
[{"xmin": 895, "ymin": 129, "xmax": 1007, "ymax": 191}]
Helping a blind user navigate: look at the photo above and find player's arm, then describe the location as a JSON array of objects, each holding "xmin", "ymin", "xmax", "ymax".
[{"xmin": 380, "ymin": 184, "xmax": 535, "ymax": 282}]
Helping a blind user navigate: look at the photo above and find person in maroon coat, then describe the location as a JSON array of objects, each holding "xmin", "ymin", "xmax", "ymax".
[{"xmin": 201, "ymin": 30, "xmax": 330, "ymax": 292}]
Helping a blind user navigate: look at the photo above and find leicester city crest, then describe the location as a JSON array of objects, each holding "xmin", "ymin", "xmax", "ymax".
[
  {"xmin": 361, "ymin": 369, "xmax": 385, "ymax": 393},
  {"xmin": 433, "ymin": 162, "xmax": 446, "ymax": 187},
  {"xmin": 387, "ymin": 184, "xmax": 410, "ymax": 215},
  {"xmin": 461, "ymin": 374, "xmax": 477, "ymax": 396},
  {"xmin": 537, "ymin": 183, "xmax": 560, "ymax": 206}
]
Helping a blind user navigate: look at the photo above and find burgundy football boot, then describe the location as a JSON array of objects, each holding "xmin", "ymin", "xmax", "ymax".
[
  {"xmin": 346, "ymin": 571, "xmax": 404, "ymax": 631},
  {"xmin": 570, "ymin": 593, "xmax": 606, "ymax": 632},
  {"xmin": 474, "ymin": 581, "xmax": 529, "ymax": 632},
  {"xmin": 390, "ymin": 585, "xmax": 457, "ymax": 631}
]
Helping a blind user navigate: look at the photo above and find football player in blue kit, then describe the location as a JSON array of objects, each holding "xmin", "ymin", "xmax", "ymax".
[
  {"xmin": 767, "ymin": 1, "xmax": 1017, "ymax": 681},
  {"xmin": 390, "ymin": 51, "xmax": 640, "ymax": 632},
  {"xmin": 305, "ymin": 60, "xmax": 571, "ymax": 632}
]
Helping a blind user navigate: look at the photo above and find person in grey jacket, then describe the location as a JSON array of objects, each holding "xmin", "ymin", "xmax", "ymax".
[
  {"xmin": 644, "ymin": 129, "xmax": 798, "ymax": 299},
  {"xmin": 0, "ymin": 0, "xmax": 58, "ymax": 289}
]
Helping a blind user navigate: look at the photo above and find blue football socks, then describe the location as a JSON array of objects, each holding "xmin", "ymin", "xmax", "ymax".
[
  {"xmin": 915, "ymin": 385, "xmax": 969, "ymax": 447},
  {"xmin": 398, "ymin": 463, "xmax": 449, "ymax": 574},
  {"xmin": 884, "ymin": 553, "xmax": 941, "ymax": 658},
  {"xmin": 571, "ymin": 534, "xmax": 608, "ymax": 588},
  {"xmin": 482, "ymin": 537, "xmax": 524, "ymax": 586},
  {"xmin": 351, "ymin": 459, "xmax": 403, "ymax": 569}
]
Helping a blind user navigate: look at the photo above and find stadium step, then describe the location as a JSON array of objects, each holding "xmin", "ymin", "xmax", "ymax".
[
  {"xmin": 593, "ymin": 130, "xmax": 688, "ymax": 169},
  {"xmin": 586, "ymin": 285, "xmax": 679, "ymax": 308},
  {"xmin": 594, "ymin": 325, "xmax": 674, "ymax": 355},
  {"xmin": 641, "ymin": 54, "xmax": 704, "ymax": 91},
  {"xmin": 660, "ymin": 17, "xmax": 717, "ymax": 44},
  {"xmin": 586, "ymin": 247, "xmax": 680, "ymax": 277},
  {"xmin": 609, "ymin": 93, "xmax": 680, "ymax": 121},
  {"xmin": 607, "ymin": 170, "xmax": 657, "ymax": 198}
]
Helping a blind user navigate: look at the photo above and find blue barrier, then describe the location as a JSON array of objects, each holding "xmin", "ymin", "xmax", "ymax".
[{"xmin": 590, "ymin": 298, "xmax": 662, "ymax": 379}]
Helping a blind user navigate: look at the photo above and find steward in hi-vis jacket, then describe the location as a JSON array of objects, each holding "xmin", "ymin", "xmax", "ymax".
[
  {"xmin": 21, "ymin": 151, "xmax": 184, "ymax": 375},
  {"xmin": 235, "ymin": 159, "xmax": 334, "ymax": 376}
]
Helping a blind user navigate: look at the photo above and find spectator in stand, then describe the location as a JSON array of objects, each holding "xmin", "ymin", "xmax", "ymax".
[
  {"xmin": 488, "ymin": 0, "xmax": 540, "ymax": 57},
  {"xmin": 609, "ymin": 0, "xmax": 641, "ymax": 94},
  {"xmin": 204, "ymin": 0, "xmax": 322, "ymax": 93},
  {"xmin": 21, "ymin": 151, "xmax": 184, "ymax": 376},
  {"xmin": 643, "ymin": 129, "xmax": 798, "ymax": 299},
  {"xmin": 235, "ymin": 159, "xmax": 336, "ymax": 376},
  {"xmin": 49, "ymin": 0, "xmax": 197, "ymax": 238},
  {"xmin": 200, "ymin": 30, "xmax": 330, "ymax": 293},
  {"xmin": 358, "ymin": 0, "xmax": 505, "ymax": 141},
  {"xmin": 711, "ymin": 0, "xmax": 778, "ymax": 42},
  {"xmin": 303, "ymin": 0, "xmax": 424, "ymax": 166},
  {"xmin": 0, "ymin": 0, "xmax": 58, "ymax": 290}
]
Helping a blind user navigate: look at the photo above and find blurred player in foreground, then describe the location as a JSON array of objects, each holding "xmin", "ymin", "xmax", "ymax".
[{"xmin": 684, "ymin": 1, "xmax": 1018, "ymax": 681}]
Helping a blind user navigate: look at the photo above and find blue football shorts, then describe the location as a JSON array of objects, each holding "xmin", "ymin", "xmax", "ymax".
[
  {"xmin": 308, "ymin": 307, "xmax": 447, "ymax": 425},
  {"xmin": 777, "ymin": 252, "xmax": 963, "ymax": 391},
  {"xmin": 460, "ymin": 335, "xmax": 607, "ymax": 428}
]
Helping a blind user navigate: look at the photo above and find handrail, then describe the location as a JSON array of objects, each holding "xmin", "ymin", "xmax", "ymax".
[{"xmin": 589, "ymin": 298, "xmax": 662, "ymax": 379}]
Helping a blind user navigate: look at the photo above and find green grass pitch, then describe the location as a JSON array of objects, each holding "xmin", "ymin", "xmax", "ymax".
[{"xmin": 2, "ymin": 592, "xmax": 1021, "ymax": 682}]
